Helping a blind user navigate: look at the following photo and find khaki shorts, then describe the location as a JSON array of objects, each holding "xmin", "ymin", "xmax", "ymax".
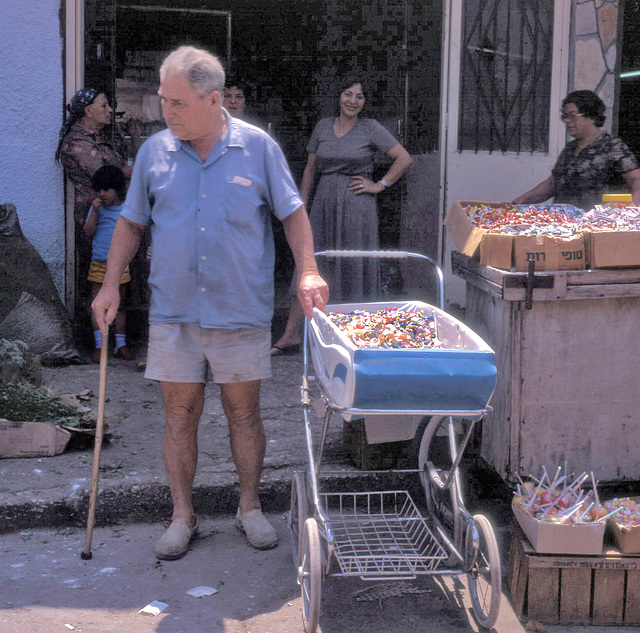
[
  {"xmin": 87, "ymin": 260, "xmax": 131, "ymax": 284},
  {"xmin": 144, "ymin": 322, "xmax": 271, "ymax": 384}
]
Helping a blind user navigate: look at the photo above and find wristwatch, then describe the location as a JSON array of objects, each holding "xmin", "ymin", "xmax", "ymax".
[{"xmin": 379, "ymin": 179, "xmax": 388, "ymax": 189}]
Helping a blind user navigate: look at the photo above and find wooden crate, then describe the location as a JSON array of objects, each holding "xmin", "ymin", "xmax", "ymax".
[
  {"xmin": 342, "ymin": 419, "xmax": 412, "ymax": 470},
  {"xmin": 508, "ymin": 523, "xmax": 640, "ymax": 625}
]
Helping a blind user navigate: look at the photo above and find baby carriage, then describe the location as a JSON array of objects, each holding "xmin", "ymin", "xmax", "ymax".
[{"xmin": 288, "ymin": 250, "xmax": 500, "ymax": 632}]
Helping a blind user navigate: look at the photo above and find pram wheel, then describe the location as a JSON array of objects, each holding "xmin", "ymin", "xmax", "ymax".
[
  {"xmin": 299, "ymin": 518, "xmax": 322, "ymax": 633},
  {"xmin": 413, "ymin": 415, "xmax": 463, "ymax": 563},
  {"xmin": 289, "ymin": 471, "xmax": 310, "ymax": 565},
  {"xmin": 466, "ymin": 514, "xmax": 501, "ymax": 629}
]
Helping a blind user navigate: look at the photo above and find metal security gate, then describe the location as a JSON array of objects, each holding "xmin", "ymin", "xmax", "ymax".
[
  {"xmin": 440, "ymin": 0, "xmax": 571, "ymax": 307},
  {"xmin": 459, "ymin": 0, "xmax": 554, "ymax": 154}
]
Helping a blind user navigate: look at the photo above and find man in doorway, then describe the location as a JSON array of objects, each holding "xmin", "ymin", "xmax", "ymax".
[{"xmin": 92, "ymin": 45, "xmax": 328, "ymax": 560}]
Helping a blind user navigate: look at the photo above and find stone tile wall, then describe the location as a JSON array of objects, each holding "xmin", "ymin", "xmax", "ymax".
[{"xmin": 573, "ymin": 0, "xmax": 620, "ymax": 132}]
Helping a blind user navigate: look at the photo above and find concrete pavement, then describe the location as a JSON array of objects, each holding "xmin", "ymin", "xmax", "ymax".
[
  {"xmin": 0, "ymin": 353, "xmax": 634, "ymax": 632},
  {"xmin": 0, "ymin": 516, "xmax": 628, "ymax": 633},
  {"xmin": 0, "ymin": 353, "xmax": 339, "ymax": 532}
]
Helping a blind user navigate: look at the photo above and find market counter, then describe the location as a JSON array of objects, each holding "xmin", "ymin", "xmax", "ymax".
[{"xmin": 452, "ymin": 251, "xmax": 640, "ymax": 483}]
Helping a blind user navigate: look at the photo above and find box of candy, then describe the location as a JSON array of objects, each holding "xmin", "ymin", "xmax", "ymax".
[
  {"xmin": 512, "ymin": 503, "xmax": 605, "ymax": 555},
  {"xmin": 307, "ymin": 301, "xmax": 497, "ymax": 412},
  {"xmin": 512, "ymin": 467, "xmax": 606, "ymax": 555},
  {"xmin": 512, "ymin": 234, "xmax": 586, "ymax": 271},
  {"xmin": 479, "ymin": 233, "xmax": 513, "ymax": 270},
  {"xmin": 580, "ymin": 206, "xmax": 640, "ymax": 268},
  {"xmin": 481, "ymin": 233, "xmax": 586, "ymax": 271},
  {"xmin": 444, "ymin": 200, "xmax": 512, "ymax": 259},
  {"xmin": 447, "ymin": 201, "xmax": 588, "ymax": 270},
  {"xmin": 603, "ymin": 497, "xmax": 640, "ymax": 553}
]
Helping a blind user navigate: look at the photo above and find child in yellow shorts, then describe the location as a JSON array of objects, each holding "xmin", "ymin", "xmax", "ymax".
[{"xmin": 84, "ymin": 165, "xmax": 133, "ymax": 362}]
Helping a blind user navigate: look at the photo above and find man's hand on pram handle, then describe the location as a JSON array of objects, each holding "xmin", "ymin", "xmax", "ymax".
[{"xmin": 297, "ymin": 271, "xmax": 329, "ymax": 319}]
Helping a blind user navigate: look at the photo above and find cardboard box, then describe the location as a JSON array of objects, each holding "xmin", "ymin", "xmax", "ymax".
[
  {"xmin": 444, "ymin": 200, "xmax": 512, "ymax": 259},
  {"xmin": 342, "ymin": 419, "xmax": 412, "ymax": 470},
  {"xmin": 586, "ymin": 231, "xmax": 640, "ymax": 269},
  {"xmin": 512, "ymin": 234, "xmax": 586, "ymax": 272},
  {"xmin": 0, "ymin": 420, "xmax": 72, "ymax": 458},
  {"xmin": 446, "ymin": 201, "xmax": 587, "ymax": 271},
  {"xmin": 512, "ymin": 502, "xmax": 605, "ymax": 555},
  {"xmin": 480, "ymin": 233, "xmax": 586, "ymax": 271},
  {"xmin": 608, "ymin": 497, "xmax": 640, "ymax": 553},
  {"xmin": 480, "ymin": 233, "xmax": 514, "ymax": 269}
]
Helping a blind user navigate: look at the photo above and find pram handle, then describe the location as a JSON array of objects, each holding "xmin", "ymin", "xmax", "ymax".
[
  {"xmin": 314, "ymin": 249, "xmax": 445, "ymax": 311},
  {"xmin": 318, "ymin": 249, "xmax": 411, "ymax": 259}
]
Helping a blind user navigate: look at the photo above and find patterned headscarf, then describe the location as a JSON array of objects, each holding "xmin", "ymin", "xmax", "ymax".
[{"xmin": 55, "ymin": 88, "xmax": 100, "ymax": 161}]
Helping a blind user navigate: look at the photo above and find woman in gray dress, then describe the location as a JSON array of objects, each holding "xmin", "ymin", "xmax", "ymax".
[{"xmin": 271, "ymin": 78, "xmax": 412, "ymax": 355}]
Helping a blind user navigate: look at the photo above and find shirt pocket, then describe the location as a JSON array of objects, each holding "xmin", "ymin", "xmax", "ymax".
[{"xmin": 223, "ymin": 177, "xmax": 265, "ymax": 228}]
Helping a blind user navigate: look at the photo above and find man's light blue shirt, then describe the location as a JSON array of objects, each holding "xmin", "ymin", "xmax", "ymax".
[{"xmin": 122, "ymin": 112, "xmax": 302, "ymax": 330}]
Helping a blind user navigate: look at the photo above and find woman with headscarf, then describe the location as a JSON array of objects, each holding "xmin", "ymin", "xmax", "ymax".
[
  {"xmin": 56, "ymin": 89, "xmax": 132, "ymax": 320},
  {"xmin": 56, "ymin": 89, "xmax": 130, "ymax": 228}
]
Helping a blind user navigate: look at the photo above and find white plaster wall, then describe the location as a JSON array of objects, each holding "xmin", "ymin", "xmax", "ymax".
[{"xmin": 0, "ymin": 0, "xmax": 65, "ymax": 296}]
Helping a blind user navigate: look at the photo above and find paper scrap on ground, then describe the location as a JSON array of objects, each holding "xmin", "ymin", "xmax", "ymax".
[
  {"xmin": 187, "ymin": 586, "xmax": 218, "ymax": 598},
  {"xmin": 138, "ymin": 600, "xmax": 168, "ymax": 616}
]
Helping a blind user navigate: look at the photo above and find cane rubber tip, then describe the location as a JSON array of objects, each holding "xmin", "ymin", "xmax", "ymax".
[{"xmin": 80, "ymin": 551, "xmax": 93, "ymax": 560}]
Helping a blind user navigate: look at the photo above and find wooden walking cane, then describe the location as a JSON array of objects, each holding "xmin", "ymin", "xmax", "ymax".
[{"xmin": 81, "ymin": 327, "xmax": 108, "ymax": 560}]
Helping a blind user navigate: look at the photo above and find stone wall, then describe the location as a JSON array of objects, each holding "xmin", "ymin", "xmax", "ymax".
[{"xmin": 572, "ymin": 0, "xmax": 620, "ymax": 133}]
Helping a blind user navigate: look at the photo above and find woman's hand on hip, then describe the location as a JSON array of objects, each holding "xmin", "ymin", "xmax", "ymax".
[{"xmin": 348, "ymin": 176, "xmax": 383, "ymax": 195}]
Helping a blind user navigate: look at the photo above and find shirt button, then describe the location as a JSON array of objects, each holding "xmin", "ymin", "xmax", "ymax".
[
  {"xmin": 200, "ymin": 287, "xmax": 206, "ymax": 293},
  {"xmin": 200, "ymin": 227, "xmax": 205, "ymax": 231},
  {"xmin": 201, "ymin": 255, "xmax": 207, "ymax": 261},
  {"xmin": 201, "ymin": 194, "xmax": 206, "ymax": 199}
]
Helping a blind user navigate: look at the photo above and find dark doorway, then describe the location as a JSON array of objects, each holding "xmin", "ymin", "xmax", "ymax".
[
  {"xmin": 84, "ymin": 0, "xmax": 443, "ymax": 317},
  {"xmin": 619, "ymin": 0, "xmax": 640, "ymax": 157}
]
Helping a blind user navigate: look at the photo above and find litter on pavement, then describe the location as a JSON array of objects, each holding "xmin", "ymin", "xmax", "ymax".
[
  {"xmin": 138, "ymin": 600, "xmax": 168, "ymax": 616},
  {"xmin": 186, "ymin": 585, "xmax": 218, "ymax": 598}
]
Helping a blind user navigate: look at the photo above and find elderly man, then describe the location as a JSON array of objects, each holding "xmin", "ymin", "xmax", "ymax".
[{"xmin": 92, "ymin": 46, "xmax": 328, "ymax": 560}]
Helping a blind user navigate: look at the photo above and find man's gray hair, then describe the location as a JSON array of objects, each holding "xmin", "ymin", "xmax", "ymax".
[{"xmin": 160, "ymin": 46, "xmax": 225, "ymax": 98}]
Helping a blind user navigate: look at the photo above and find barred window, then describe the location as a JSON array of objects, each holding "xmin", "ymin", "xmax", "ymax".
[{"xmin": 459, "ymin": 0, "xmax": 554, "ymax": 153}]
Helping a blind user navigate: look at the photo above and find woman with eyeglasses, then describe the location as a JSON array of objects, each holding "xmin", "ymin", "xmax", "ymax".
[{"xmin": 513, "ymin": 90, "xmax": 640, "ymax": 209}]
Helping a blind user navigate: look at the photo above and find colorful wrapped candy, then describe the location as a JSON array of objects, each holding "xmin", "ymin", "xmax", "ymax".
[
  {"xmin": 604, "ymin": 498, "xmax": 640, "ymax": 530},
  {"xmin": 327, "ymin": 308, "xmax": 442, "ymax": 349},
  {"xmin": 581, "ymin": 206, "xmax": 640, "ymax": 231},
  {"xmin": 464, "ymin": 203, "xmax": 585, "ymax": 237},
  {"xmin": 463, "ymin": 202, "xmax": 640, "ymax": 236}
]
